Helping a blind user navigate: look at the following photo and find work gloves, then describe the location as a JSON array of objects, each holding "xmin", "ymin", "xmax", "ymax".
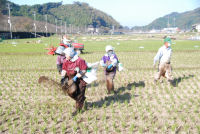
[
  {"xmin": 106, "ymin": 64, "xmax": 113, "ymax": 72},
  {"xmin": 72, "ymin": 73, "xmax": 82, "ymax": 82},
  {"xmin": 107, "ymin": 64, "xmax": 113, "ymax": 69},
  {"xmin": 72, "ymin": 76, "xmax": 78, "ymax": 82},
  {"xmin": 61, "ymin": 74, "xmax": 79, "ymax": 85}
]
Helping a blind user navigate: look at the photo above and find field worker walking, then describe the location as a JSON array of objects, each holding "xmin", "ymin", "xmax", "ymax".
[
  {"xmin": 61, "ymin": 47, "xmax": 87, "ymax": 115},
  {"xmin": 100, "ymin": 45, "xmax": 118, "ymax": 94},
  {"xmin": 55, "ymin": 46, "xmax": 66, "ymax": 74},
  {"xmin": 61, "ymin": 35, "xmax": 72, "ymax": 47},
  {"xmin": 55, "ymin": 35, "xmax": 72, "ymax": 74},
  {"xmin": 153, "ymin": 37, "xmax": 173, "ymax": 84}
]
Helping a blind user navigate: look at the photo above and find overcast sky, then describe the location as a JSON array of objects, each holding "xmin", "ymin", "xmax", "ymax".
[{"xmin": 9, "ymin": 0, "xmax": 200, "ymax": 27}]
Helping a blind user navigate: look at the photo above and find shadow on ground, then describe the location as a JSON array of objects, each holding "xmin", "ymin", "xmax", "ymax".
[
  {"xmin": 86, "ymin": 92, "xmax": 138, "ymax": 109},
  {"xmin": 85, "ymin": 81, "xmax": 144, "ymax": 109},
  {"xmin": 115, "ymin": 81, "xmax": 145, "ymax": 93},
  {"xmin": 171, "ymin": 74, "xmax": 194, "ymax": 87}
]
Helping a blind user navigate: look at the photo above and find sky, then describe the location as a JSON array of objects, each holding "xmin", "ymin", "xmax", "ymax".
[{"xmin": 9, "ymin": 0, "xmax": 200, "ymax": 27}]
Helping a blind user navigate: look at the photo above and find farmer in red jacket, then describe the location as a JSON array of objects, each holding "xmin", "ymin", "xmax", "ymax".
[{"xmin": 61, "ymin": 47, "xmax": 87, "ymax": 115}]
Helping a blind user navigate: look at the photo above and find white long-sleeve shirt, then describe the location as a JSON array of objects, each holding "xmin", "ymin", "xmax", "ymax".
[{"xmin": 154, "ymin": 46, "xmax": 172, "ymax": 64}]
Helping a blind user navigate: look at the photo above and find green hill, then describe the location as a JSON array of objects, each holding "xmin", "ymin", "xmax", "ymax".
[
  {"xmin": 0, "ymin": 0, "xmax": 121, "ymax": 30},
  {"xmin": 133, "ymin": 7, "xmax": 200, "ymax": 31}
]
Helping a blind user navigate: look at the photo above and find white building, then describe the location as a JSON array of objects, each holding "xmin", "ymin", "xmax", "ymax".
[
  {"xmin": 87, "ymin": 25, "xmax": 99, "ymax": 33},
  {"xmin": 149, "ymin": 29, "xmax": 161, "ymax": 33},
  {"xmin": 87, "ymin": 25, "xmax": 95, "ymax": 32},
  {"xmin": 162, "ymin": 27, "xmax": 180, "ymax": 33},
  {"xmin": 192, "ymin": 24, "xmax": 200, "ymax": 32}
]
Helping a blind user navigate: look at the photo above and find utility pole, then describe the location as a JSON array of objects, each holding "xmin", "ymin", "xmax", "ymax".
[
  {"xmin": 173, "ymin": 17, "xmax": 176, "ymax": 27},
  {"xmin": 55, "ymin": 18, "xmax": 57, "ymax": 35},
  {"xmin": 69, "ymin": 24, "xmax": 71, "ymax": 34},
  {"xmin": 111, "ymin": 25, "xmax": 114, "ymax": 35},
  {"xmin": 60, "ymin": 19, "xmax": 62, "ymax": 35},
  {"xmin": 33, "ymin": 11, "xmax": 37, "ymax": 38},
  {"xmin": 7, "ymin": 3, "xmax": 12, "ymax": 39},
  {"xmin": 45, "ymin": 15, "xmax": 48, "ymax": 37},
  {"xmin": 85, "ymin": 25, "xmax": 87, "ymax": 34},
  {"xmin": 65, "ymin": 22, "xmax": 66, "ymax": 35},
  {"xmin": 167, "ymin": 15, "xmax": 170, "ymax": 28},
  {"xmin": 71, "ymin": 25, "xmax": 74, "ymax": 34}
]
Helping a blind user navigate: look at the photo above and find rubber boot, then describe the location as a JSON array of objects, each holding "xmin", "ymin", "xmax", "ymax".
[
  {"xmin": 106, "ymin": 79, "xmax": 114, "ymax": 94},
  {"xmin": 72, "ymin": 102, "xmax": 84, "ymax": 116}
]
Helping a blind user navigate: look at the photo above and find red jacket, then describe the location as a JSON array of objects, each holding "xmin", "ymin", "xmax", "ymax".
[{"xmin": 62, "ymin": 57, "xmax": 87, "ymax": 79}]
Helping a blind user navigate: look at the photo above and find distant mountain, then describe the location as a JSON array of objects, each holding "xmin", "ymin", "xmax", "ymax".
[
  {"xmin": 0, "ymin": 0, "xmax": 121, "ymax": 32},
  {"xmin": 132, "ymin": 7, "xmax": 200, "ymax": 31}
]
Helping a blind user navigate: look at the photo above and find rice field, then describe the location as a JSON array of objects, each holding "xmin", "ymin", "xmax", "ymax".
[{"xmin": 0, "ymin": 34, "xmax": 200, "ymax": 133}]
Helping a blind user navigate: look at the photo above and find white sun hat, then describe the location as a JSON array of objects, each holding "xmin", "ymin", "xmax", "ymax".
[
  {"xmin": 55, "ymin": 46, "xmax": 65, "ymax": 55},
  {"xmin": 63, "ymin": 47, "xmax": 76, "ymax": 57},
  {"xmin": 105, "ymin": 45, "xmax": 114, "ymax": 52}
]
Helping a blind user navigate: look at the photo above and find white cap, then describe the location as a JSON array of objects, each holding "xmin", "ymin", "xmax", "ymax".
[
  {"xmin": 63, "ymin": 38, "xmax": 71, "ymax": 44},
  {"xmin": 63, "ymin": 47, "xmax": 76, "ymax": 57},
  {"xmin": 105, "ymin": 45, "xmax": 114, "ymax": 52},
  {"xmin": 55, "ymin": 46, "xmax": 65, "ymax": 55}
]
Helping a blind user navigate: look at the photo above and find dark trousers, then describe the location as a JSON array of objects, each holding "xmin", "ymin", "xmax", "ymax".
[
  {"xmin": 66, "ymin": 78, "xmax": 86, "ymax": 110},
  {"xmin": 57, "ymin": 64, "xmax": 62, "ymax": 74},
  {"xmin": 105, "ymin": 71, "xmax": 116, "ymax": 93}
]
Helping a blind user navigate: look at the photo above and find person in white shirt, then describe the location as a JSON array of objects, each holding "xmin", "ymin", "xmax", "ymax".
[
  {"xmin": 153, "ymin": 37, "xmax": 173, "ymax": 83},
  {"xmin": 61, "ymin": 35, "xmax": 72, "ymax": 47}
]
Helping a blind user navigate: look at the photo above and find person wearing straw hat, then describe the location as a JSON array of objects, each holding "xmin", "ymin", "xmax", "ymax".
[
  {"xmin": 61, "ymin": 47, "xmax": 87, "ymax": 115},
  {"xmin": 153, "ymin": 37, "xmax": 173, "ymax": 84},
  {"xmin": 100, "ymin": 45, "xmax": 118, "ymax": 94}
]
